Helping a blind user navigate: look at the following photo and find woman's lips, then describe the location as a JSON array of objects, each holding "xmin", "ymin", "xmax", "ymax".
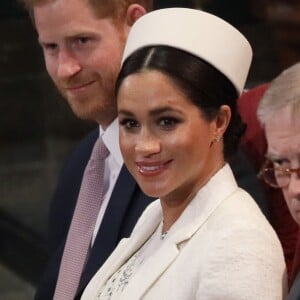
[{"xmin": 136, "ymin": 160, "xmax": 173, "ymax": 176}]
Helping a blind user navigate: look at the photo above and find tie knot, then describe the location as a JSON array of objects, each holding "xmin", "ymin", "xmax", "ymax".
[{"xmin": 91, "ymin": 138, "xmax": 109, "ymax": 160}]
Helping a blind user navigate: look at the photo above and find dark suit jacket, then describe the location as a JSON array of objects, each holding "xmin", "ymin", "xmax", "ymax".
[
  {"xmin": 287, "ymin": 272, "xmax": 300, "ymax": 300},
  {"xmin": 34, "ymin": 128, "xmax": 268, "ymax": 300},
  {"xmin": 34, "ymin": 129, "xmax": 154, "ymax": 299}
]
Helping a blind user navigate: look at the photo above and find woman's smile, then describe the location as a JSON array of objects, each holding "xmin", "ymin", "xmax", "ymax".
[{"xmin": 136, "ymin": 160, "xmax": 173, "ymax": 176}]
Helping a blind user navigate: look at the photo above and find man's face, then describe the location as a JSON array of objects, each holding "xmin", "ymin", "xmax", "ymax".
[
  {"xmin": 34, "ymin": 0, "xmax": 129, "ymax": 127},
  {"xmin": 265, "ymin": 106, "xmax": 300, "ymax": 225}
]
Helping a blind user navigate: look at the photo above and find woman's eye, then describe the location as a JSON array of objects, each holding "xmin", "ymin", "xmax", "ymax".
[
  {"xmin": 120, "ymin": 118, "xmax": 139, "ymax": 129},
  {"xmin": 159, "ymin": 117, "xmax": 180, "ymax": 129}
]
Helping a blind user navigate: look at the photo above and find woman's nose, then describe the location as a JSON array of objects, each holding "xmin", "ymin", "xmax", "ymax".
[{"xmin": 135, "ymin": 131, "xmax": 160, "ymax": 156}]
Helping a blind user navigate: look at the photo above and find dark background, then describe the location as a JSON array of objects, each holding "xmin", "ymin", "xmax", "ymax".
[{"xmin": 0, "ymin": 0, "xmax": 299, "ymax": 298}]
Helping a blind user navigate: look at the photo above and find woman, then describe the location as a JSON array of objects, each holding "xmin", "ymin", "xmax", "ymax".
[{"xmin": 82, "ymin": 8, "xmax": 286, "ymax": 299}]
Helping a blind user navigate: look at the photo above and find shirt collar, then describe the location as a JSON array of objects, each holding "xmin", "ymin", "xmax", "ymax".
[{"xmin": 99, "ymin": 118, "xmax": 123, "ymax": 166}]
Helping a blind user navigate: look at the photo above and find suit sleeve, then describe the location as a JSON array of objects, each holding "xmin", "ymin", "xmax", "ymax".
[{"xmin": 230, "ymin": 148, "xmax": 269, "ymax": 219}]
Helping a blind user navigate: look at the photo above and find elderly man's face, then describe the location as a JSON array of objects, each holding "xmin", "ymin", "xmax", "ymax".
[{"xmin": 265, "ymin": 106, "xmax": 300, "ymax": 225}]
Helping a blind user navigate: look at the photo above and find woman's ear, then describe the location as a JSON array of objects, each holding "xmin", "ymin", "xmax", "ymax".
[
  {"xmin": 214, "ymin": 105, "xmax": 231, "ymax": 140},
  {"xmin": 125, "ymin": 4, "xmax": 147, "ymax": 27}
]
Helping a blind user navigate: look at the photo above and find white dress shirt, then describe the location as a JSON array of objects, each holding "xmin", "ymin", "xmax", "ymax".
[{"xmin": 91, "ymin": 118, "xmax": 123, "ymax": 244}]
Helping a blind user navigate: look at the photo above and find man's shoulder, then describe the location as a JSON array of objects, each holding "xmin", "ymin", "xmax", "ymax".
[
  {"xmin": 71, "ymin": 128, "xmax": 99, "ymax": 156},
  {"xmin": 64, "ymin": 128, "xmax": 99, "ymax": 163},
  {"xmin": 57, "ymin": 127, "xmax": 99, "ymax": 180}
]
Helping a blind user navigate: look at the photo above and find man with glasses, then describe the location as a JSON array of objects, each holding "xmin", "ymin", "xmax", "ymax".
[
  {"xmin": 257, "ymin": 62, "xmax": 300, "ymax": 300},
  {"xmin": 259, "ymin": 160, "xmax": 300, "ymax": 192}
]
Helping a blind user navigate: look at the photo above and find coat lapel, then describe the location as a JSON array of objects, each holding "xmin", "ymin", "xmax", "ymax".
[
  {"xmin": 122, "ymin": 240, "xmax": 179, "ymax": 299},
  {"xmin": 121, "ymin": 165, "xmax": 239, "ymax": 298},
  {"xmin": 83, "ymin": 165, "xmax": 239, "ymax": 299},
  {"xmin": 84, "ymin": 200, "xmax": 163, "ymax": 292}
]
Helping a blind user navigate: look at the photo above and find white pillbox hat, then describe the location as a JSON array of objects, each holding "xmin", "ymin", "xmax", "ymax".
[{"xmin": 122, "ymin": 8, "xmax": 253, "ymax": 95}]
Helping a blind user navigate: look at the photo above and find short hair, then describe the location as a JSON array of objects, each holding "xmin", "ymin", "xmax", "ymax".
[
  {"xmin": 257, "ymin": 62, "xmax": 300, "ymax": 127},
  {"xmin": 116, "ymin": 46, "xmax": 246, "ymax": 160},
  {"xmin": 20, "ymin": 0, "xmax": 153, "ymax": 22}
]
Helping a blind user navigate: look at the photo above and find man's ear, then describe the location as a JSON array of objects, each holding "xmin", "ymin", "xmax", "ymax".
[{"xmin": 125, "ymin": 4, "xmax": 147, "ymax": 27}]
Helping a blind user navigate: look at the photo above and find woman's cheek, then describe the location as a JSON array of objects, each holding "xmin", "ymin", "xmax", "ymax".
[{"xmin": 120, "ymin": 135, "xmax": 135, "ymax": 165}]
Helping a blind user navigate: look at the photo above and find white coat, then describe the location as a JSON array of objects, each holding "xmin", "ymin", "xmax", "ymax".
[{"xmin": 82, "ymin": 164, "xmax": 287, "ymax": 300}]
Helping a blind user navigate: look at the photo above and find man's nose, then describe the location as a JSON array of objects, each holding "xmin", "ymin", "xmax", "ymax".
[
  {"xmin": 57, "ymin": 50, "xmax": 81, "ymax": 79},
  {"xmin": 287, "ymin": 171, "xmax": 300, "ymax": 199}
]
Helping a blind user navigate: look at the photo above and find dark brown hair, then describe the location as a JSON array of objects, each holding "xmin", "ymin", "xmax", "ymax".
[{"xmin": 116, "ymin": 46, "xmax": 246, "ymax": 159}]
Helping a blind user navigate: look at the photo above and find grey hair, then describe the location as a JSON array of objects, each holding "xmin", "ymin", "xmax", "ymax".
[{"xmin": 257, "ymin": 62, "xmax": 300, "ymax": 127}]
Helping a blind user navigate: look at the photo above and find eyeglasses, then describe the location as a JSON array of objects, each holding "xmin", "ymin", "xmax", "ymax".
[{"xmin": 258, "ymin": 160, "xmax": 300, "ymax": 188}]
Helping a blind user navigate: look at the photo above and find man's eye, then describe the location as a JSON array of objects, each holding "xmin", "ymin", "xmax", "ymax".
[
  {"xmin": 42, "ymin": 43, "xmax": 58, "ymax": 53},
  {"xmin": 273, "ymin": 159, "xmax": 290, "ymax": 169},
  {"xmin": 77, "ymin": 37, "xmax": 91, "ymax": 45}
]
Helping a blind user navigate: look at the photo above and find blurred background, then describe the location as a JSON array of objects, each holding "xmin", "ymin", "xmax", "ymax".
[{"xmin": 1, "ymin": 0, "xmax": 299, "ymax": 298}]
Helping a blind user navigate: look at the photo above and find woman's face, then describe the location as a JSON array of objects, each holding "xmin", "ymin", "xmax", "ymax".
[{"xmin": 118, "ymin": 70, "xmax": 226, "ymax": 203}]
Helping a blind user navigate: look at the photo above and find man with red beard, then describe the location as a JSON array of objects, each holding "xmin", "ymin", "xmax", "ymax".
[{"xmin": 21, "ymin": 1, "xmax": 154, "ymax": 299}]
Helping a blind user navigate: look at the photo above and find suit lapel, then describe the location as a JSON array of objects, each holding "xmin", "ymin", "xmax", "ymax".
[{"xmin": 77, "ymin": 165, "xmax": 142, "ymax": 295}]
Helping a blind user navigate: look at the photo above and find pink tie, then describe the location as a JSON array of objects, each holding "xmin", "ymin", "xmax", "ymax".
[{"xmin": 53, "ymin": 138, "xmax": 109, "ymax": 300}]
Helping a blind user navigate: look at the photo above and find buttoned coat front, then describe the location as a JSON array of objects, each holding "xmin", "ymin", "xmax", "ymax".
[{"xmin": 83, "ymin": 165, "xmax": 287, "ymax": 300}]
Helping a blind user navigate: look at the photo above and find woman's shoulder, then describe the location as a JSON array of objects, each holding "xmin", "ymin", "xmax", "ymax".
[
  {"xmin": 197, "ymin": 190, "xmax": 287, "ymax": 299},
  {"xmin": 210, "ymin": 188, "xmax": 281, "ymax": 247}
]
